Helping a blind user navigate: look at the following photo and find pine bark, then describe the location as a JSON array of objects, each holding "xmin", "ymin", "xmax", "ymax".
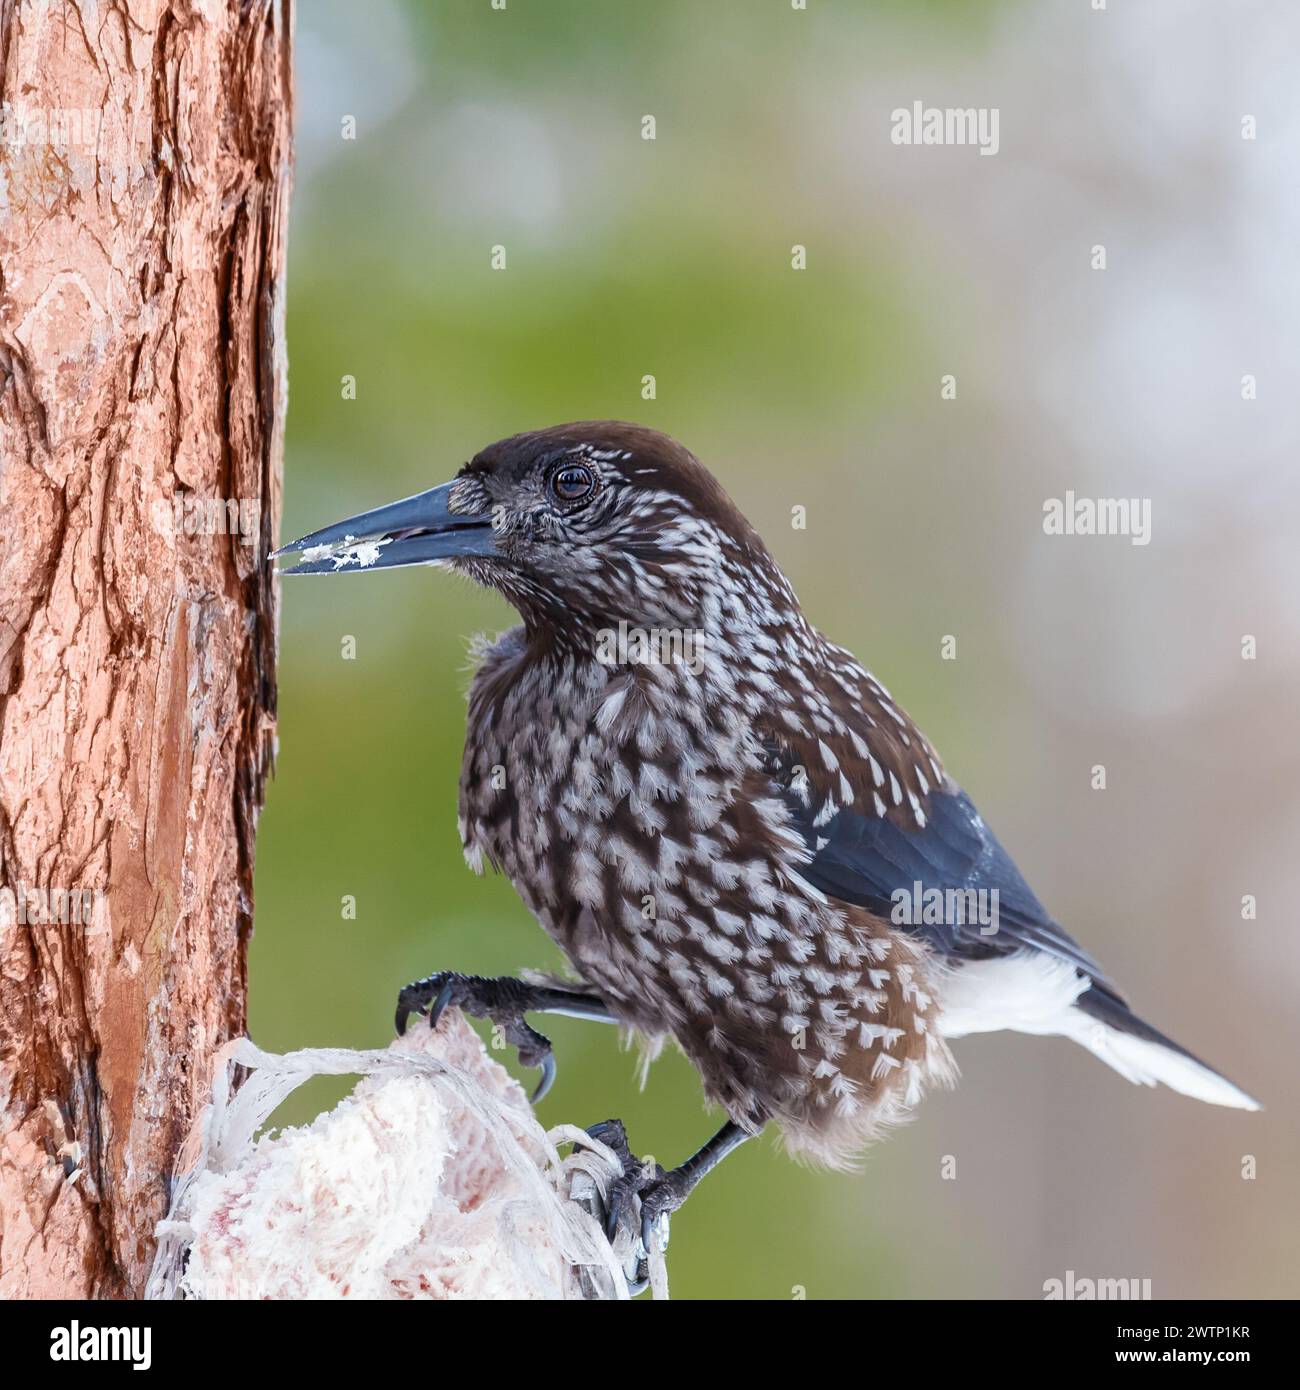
[{"xmin": 0, "ymin": 0, "xmax": 292, "ymax": 1298}]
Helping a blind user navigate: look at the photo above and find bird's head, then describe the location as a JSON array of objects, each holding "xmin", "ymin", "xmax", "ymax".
[{"xmin": 275, "ymin": 422, "xmax": 790, "ymax": 640}]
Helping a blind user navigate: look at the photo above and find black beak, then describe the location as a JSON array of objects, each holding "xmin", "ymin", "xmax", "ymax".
[{"xmin": 272, "ymin": 481, "xmax": 497, "ymax": 575}]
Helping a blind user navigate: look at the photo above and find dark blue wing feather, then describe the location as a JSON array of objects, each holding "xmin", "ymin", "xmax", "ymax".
[{"xmin": 786, "ymin": 781, "xmax": 1112, "ymax": 988}]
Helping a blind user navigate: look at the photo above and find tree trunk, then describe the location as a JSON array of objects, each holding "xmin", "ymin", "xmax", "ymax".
[{"xmin": 0, "ymin": 0, "xmax": 292, "ymax": 1298}]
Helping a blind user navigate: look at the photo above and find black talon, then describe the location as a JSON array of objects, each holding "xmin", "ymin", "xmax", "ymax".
[
  {"xmin": 640, "ymin": 1195, "xmax": 673, "ymax": 1258},
  {"xmin": 395, "ymin": 976, "xmax": 438, "ymax": 1036},
  {"xmin": 583, "ymin": 1119, "xmax": 664, "ymax": 1249},
  {"xmin": 582, "ymin": 1117, "xmax": 754, "ymax": 1291},
  {"xmin": 395, "ymin": 972, "xmax": 454, "ymax": 1036},
  {"xmin": 394, "ymin": 972, "xmax": 566, "ymax": 1109},
  {"xmin": 530, "ymin": 1051, "xmax": 557, "ymax": 1104},
  {"xmin": 585, "ymin": 1119, "xmax": 625, "ymax": 1148},
  {"xmin": 605, "ymin": 1186, "xmax": 626, "ymax": 1244},
  {"xmin": 428, "ymin": 976, "xmax": 455, "ymax": 1031}
]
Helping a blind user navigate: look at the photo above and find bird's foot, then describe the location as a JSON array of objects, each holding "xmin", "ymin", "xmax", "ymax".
[
  {"xmin": 395, "ymin": 971, "xmax": 556, "ymax": 1103},
  {"xmin": 584, "ymin": 1116, "xmax": 756, "ymax": 1292},
  {"xmin": 584, "ymin": 1119, "xmax": 679, "ymax": 1275}
]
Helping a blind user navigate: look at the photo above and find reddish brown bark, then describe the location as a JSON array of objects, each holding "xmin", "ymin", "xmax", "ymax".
[{"xmin": 0, "ymin": 0, "xmax": 292, "ymax": 1297}]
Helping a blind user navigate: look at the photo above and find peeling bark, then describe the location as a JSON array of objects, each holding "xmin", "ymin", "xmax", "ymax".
[{"xmin": 0, "ymin": 0, "xmax": 292, "ymax": 1298}]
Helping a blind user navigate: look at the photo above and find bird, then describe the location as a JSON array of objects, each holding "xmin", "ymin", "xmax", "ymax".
[{"xmin": 275, "ymin": 420, "xmax": 1260, "ymax": 1262}]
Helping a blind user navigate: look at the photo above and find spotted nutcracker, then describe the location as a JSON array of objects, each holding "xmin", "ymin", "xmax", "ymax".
[{"xmin": 275, "ymin": 421, "xmax": 1259, "ymax": 1258}]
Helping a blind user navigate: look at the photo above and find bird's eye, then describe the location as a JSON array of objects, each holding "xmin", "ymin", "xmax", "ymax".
[{"xmin": 550, "ymin": 463, "xmax": 596, "ymax": 504}]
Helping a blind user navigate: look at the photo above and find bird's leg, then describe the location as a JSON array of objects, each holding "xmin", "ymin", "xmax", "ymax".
[
  {"xmin": 394, "ymin": 971, "xmax": 616, "ymax": 1103},
  {"xmin": 587, "ymin": 1117, "xmax": 758, "ymax": 1264}
]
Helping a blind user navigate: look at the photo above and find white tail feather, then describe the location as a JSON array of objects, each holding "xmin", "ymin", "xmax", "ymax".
[
  {"xmin": 937, "ymin": 951, "xmax": 1262, "ymax": 1111},
  {"xmin": 1060, "ymin": 1012, "xmax": 1262, "ymax": 1111}
]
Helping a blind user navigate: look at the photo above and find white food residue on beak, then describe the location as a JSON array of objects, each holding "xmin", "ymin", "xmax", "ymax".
[{"xmin": 311, "ymin": 534, "xmax": 393, "ymax": 570}]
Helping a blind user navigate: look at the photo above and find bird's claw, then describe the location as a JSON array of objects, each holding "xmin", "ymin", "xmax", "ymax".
[
  {"xmin": 637, "ymin": 1179, "xmax": 681, "ymax": 1259},
  {"xmin": 582, "ymin": 1118, "xmax": 678, "ymax": 1294},
  {"xmin": 585, "ymin": 1119, "xmax": 664, "ymax": 1243},
  {"xmin": 395, "ymin": 971, "xmax": 558, "ymax": 1104},
  {"xmin": 530, "ymin": 1050, "xmax": 558, "ymax": 1105}
]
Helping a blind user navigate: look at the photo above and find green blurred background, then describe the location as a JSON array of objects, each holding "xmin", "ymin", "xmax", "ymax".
[{"xmin": 253, "ymin": 0, "xmax": 1300, "ymax": 1298}]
